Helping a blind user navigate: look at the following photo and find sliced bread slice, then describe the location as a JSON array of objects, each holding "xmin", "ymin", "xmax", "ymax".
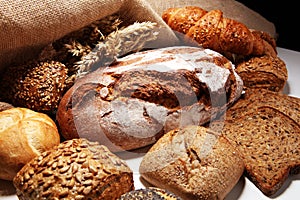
[
  {"xmin": 223, "ymin": 88, "xmax": 300, "ymax": 124},
  {"xmin": 216, "ymin": 105, "xmax": 300, "ymax": 196}
]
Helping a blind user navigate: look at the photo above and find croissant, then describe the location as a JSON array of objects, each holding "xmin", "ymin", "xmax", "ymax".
[{"xmin": 162, "ymin": 6, "xmax": 277, "ymax": 57}]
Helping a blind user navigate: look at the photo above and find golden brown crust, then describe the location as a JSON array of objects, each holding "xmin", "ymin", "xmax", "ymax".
[
  {"xmin": 162, "ymin": 6, "xmax": 277, "ymax": 57},
  {"xmin": 13, "ymin": 138, "xmax": 134, "ymax": 200},
  {"xmin": 139, "ymin": 125, "xmax": 244, "ymax": 200},
  {"xmin": 162, "ymin": 6, "xmax": 208, "ymax": 35},
  {"xmin": 0, "ymin": 107, "xmax": 60, "ymax": 180}
]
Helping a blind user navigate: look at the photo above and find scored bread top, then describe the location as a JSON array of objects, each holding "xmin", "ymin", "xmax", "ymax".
[
  {"xmin": 56, "ymin": 46, "xmax": 243, "ymax": 152},
  {"xmin": 0, "ymin": 107, "xmax": 60, "ymax": 180}
]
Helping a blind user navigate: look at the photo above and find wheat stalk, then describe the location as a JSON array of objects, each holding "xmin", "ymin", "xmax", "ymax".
[{"xmin": 75, "ymin": 21, "xmax": 159, "ymax": 78}]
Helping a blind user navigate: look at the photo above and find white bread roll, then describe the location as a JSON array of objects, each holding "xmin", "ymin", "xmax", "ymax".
[{"xmin": 0, "ymin": 107, "xmax": 60, "ymax": 180}]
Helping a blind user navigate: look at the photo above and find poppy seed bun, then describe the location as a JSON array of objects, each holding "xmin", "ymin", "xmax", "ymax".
[
  {"xmin": 0, "ymin": 107, "xmax": 60, "ymax": 180},
  {"xmin": 118, "ymin": 187, "xmax": 182, "ymax": 199},
  {"xmin": 13, "ymin": 138, "xmax": 134, "ymax": 200}
]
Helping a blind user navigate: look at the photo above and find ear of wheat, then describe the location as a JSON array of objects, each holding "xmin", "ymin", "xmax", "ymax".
[{"xmin": 74, "ymin": 21, "xmax": 159, "ymax": 78}]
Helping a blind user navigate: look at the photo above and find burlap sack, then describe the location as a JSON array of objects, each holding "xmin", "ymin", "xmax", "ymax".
[
  {"xmin": 0, "ymin": 0, "xmax": 275, "ymax": 73},
  {"xmin": 0, "ymin": 0, "xmax": 178, "ymax": 73}
]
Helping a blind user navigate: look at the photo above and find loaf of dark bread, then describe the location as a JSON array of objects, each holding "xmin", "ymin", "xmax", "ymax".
[
  {"xmin": 210, "ymin": 89, "xmax": 300, "ymax": 196},
  {"xmin": 235, "ymin": 55, "xmax": 288, "ymax": 92},
  {"xmin": 0, "ymin": 61, "xmax": 69, "ymax": 114},
  {"xmin": 139, "ymin": 125, "xmax": 244, "ymax": 200},
  {"xmin": 221, "ymin": 89, "xmax": 300, "ymax": 124},
  {"xmin": 56, "ymin": 46, "xmax": 243, "ymax": 152}
]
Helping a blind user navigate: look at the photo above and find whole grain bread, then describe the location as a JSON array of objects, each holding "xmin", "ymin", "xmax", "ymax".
[
  {"xmin": 13, "ymin": 138, "xmax": 134, "ymax": 199},
  {"xmin": 223, "ymin": 89, "xmax": 300, "ymax": 123},
  {"xmin": 210, "ymin": 89, "xmax": 300, "ymax": 196},
  {"xmin": 235, "ymin": 55, "xmax": 288, "ymax": 92},
  {"xmin": 118, "ymin": 187, "xmax": 182, "ymax": 199},
  {"xmin": 139, "ymin": 125, "xmax": 244, "ymax": 200}
]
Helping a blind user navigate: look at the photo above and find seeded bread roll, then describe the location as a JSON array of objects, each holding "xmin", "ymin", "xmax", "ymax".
[
  {"xmin": 56, "ymin": 46, "xmax": 243, "ymax": 152},
  {"xmin": 139, "ymin": 125, "xmax": 244, "ymax": 200},
  {"xmin": 0, "ymin": 107, "xmax": 60, "ymax": 180},
  {"xmin": 0, "ymin": 60, "xmax": 69, "ymax": 114},
  {"xmin": 13, "ymin": 138, "xmax": 134, "ymax": 200},
  {"xmin": 118, "ymin": 187, "xmax": 182, "ymax": 199}
]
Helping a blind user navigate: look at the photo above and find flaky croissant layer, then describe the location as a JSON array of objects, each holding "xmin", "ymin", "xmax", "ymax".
[{"xmin": 162, "ymin": 6, "xmax": 277, "ymax": 57}]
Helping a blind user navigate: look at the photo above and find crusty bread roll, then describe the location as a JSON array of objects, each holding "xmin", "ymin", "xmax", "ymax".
[
  {"xmin": 139, "ymin": 125, "xmax": 245, "ymax": 200},
  {"xmin": 0, "ymin": 107, "xmax": 60, "ymax": 180},
  {"xmin": 56, "ymin": 46, "xmax": 243, "ymax": 152},
  {"xmin": 13, "ymin": 138, "xmax": 134, "ymax": 200}
]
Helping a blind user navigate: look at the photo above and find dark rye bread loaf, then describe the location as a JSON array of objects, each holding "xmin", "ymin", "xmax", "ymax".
[
  {"xmin": 210, "ymin": 89, "xmax": 300, "ymax": 196},
  {"xmin": 235, "ymin": 55, "xmax": 288, "ymax": 92},
  {"xmin": 139, "ymin": 125, "xmax": 244, "ymax": 200},
  {"xmin": 56, "ymin": 46, "xmax": 243, "ymax": 152}
]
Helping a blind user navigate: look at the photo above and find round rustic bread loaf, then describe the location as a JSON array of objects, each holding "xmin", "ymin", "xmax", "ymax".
[
  {"xmin": 13, "ymin": 138, "xmax": 134, "ymax": 200},
  {"xmin": 139, "ymin": 125, "xmax": 245, "ymax": 200},
  {"xmin": 0, "ymin": 107, "xmax": 60, "ymax": 180},
  {"xmin": 56, "ymin": 46, "xmax": 243, "ymax": 152}
]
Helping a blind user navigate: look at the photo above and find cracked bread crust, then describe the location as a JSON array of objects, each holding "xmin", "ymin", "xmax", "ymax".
[
  {"xmin": 56, "ymin": 46, "xmax": 243, "ymax": 152},
  {"xmin": 139, "ymin": 125, "xmax": 244, "ymax": 200}
]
